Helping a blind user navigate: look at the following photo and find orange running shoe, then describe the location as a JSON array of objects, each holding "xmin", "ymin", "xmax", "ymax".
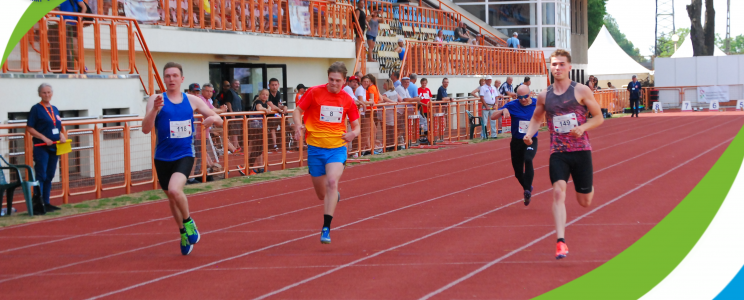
[
  {"xmin": 248, "ymin": 169, "xmax": 257, "ymax": 176},
  {"xmin": 556, "ymin": 241, "xmax": 569, "ymax": 260}
]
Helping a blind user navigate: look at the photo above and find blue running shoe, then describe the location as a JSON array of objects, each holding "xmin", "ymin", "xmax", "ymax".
[
  {"xmin": 524, "ymin": 186, "xmax": 533, "ymax": 206},
  {"xmin": 320, "ymin": 227, "xmax": 331, "ymax": 244},
  {"xmin": 180, "ymin": 233, "xmax": 193, "ymax": 255},
  {"xmin": 184, "ymin": 219, "xmax": 200, "ymax": 245}
]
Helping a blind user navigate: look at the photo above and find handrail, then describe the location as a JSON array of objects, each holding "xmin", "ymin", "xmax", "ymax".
[
  {"xmin": 2, "ymin": 11, "xmax": 164, "ymax": 96},
  {"xmin": 400, "ymin": 40, "xmax": 548, "ymax": 77},
  {"xmin": 1, "ymin": 99, "xmax": 490, "ymax": 207}
]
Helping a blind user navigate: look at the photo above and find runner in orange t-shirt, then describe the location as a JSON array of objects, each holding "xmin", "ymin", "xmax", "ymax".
[{"xmin": 293, "ymin": 62, "xmax": 360, "ymax": 244}]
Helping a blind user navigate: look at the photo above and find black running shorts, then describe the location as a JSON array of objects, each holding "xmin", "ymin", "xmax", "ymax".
[
  {"xmin": 549, "ymin": 151, "xmax": 593, "ymax": 194},
  {"xmin": 154, "ymin": 156, "xmax": 195, "ymax": 191}
]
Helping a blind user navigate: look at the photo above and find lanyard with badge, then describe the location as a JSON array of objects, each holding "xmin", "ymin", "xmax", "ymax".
[{"xmin": 40, "ymin": 102, "xmax": 60, "ymax": 135}]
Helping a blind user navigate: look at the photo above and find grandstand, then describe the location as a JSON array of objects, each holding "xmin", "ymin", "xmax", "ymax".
[{"xmin": 0, "ymin": 0, "xmax": 590, "ymax": 206}]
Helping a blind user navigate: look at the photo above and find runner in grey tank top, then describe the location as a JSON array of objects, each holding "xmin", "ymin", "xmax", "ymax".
[{"xmin": 522, "ymin": 50, "xmax": 604, "ymax": 260}]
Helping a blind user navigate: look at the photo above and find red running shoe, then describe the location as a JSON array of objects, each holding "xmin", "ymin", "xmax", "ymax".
[{"xmin": 556, "ymin": 241, "xmax": 569, "ymax": 260}]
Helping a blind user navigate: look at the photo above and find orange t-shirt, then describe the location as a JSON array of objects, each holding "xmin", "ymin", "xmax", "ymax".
[
  {"xmin": 366, "ymin": 85, "xmax": 380, "ymax": 108},
  {"xmin": 299, "ymin": 84, "xmax": 360, "ymax": 149}
]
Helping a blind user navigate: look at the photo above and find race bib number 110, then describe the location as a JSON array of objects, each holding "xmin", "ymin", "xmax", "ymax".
[
  {"xmin": 320, "ymin": 105, "xmax": 343, "ymax": 123},
  {"xmin": 553, "ymin": 113, "xmax": 578, "ymax": 134}
]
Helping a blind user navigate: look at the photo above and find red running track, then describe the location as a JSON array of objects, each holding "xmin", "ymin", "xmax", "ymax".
[{"xmin": 0, "ymin": 115, "xmax": 742, "ymax": 300}]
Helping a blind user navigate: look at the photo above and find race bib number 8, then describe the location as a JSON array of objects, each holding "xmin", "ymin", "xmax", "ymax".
[
  {"xmin": 518, "ymin": 121, "xmax": 530, "ymax": 133},
  {"xmin": 553, "ymin": 113, "xmax": 578, "ymax": 134},
  {"xmin": 320, "ymin": 105, "xmax": 343, "ymax": 123},
  {"xmin": 170, "ymin": 120, "xmax": 192, "ymax": 138}
]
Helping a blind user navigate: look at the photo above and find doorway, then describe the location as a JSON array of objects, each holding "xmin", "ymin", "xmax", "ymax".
[{"xmin": 209, "ymin": 63, "xmax": 287, "ymax": 110}]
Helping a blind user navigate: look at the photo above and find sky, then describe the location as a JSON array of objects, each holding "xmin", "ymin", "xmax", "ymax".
[{"xmin": 605, "ymin": 0, "xmax": 743, "ymax": 56}]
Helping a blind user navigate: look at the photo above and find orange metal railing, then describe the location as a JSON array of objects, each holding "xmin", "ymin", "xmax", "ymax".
[
  {"xmin": 1, "ymin": 98, "xmax": 492, "ymax": 208},
  {"xmin": 432, "ymin": 0, "xmax": 507, "ymax": 47},
  {"xmin": 593, "ymin": 89, "xmax": 629, "ymax": 115},
  {"xmin": 1, "ymin": 11, "xmax": 164, "ymax": 96},
  {"xmin": 400, "ymin": 40, "xmax": 548, "ymax": 77}
]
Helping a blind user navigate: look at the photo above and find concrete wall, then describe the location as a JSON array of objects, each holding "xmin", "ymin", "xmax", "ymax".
[{"xmin": 655, "ymin": 55, "xmax": 744, "ymax": 107}]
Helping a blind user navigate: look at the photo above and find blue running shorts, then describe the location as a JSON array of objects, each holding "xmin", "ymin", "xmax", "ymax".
[{"xmin": 307, "ymin": 145, "xmax": 347, "ymax": 177}]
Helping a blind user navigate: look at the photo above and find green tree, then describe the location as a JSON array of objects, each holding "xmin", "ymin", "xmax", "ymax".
[
  {"xmin": 603, "ymin": 15, "xmax": 646, "ymax": 62},
  {"xmin": 654, "ymin": 28, "xmax": 690, "ymax": 57},
  {"xmin": 715, "ymin": 34, "xmax": 744, "ymax": 54},
  {"xmin": 588, "ymin": 0, "xmax": 607, "ymax": 46}
]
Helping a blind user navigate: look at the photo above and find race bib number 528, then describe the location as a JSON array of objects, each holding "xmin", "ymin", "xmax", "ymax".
[
  {"xmin": 320, "ymin": 105, "xmax": 343, "ymax": 123},
  {"xmin": 553, "ymin": 113, "xmax": 578, "ymax": 134}
]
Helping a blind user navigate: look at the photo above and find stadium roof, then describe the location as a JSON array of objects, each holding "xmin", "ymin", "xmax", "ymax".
[
  {"xmin": 587, "ymin": 25, "xmax": 650, "ymax": 76},
  {"xmin": 670, "ymin": 37, "xmax": 727, "ymax": 58}
]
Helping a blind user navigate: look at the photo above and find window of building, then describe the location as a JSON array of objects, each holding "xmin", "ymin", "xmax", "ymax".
[{"xmin": 102, "ymin": 108, "xmax": 130, "ymax": 140}]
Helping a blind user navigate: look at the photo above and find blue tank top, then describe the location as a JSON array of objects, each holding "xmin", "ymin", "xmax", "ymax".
[
  {"xmin": 399, "ymin": 47, "xmax": 405, "ymax": 60},
  {"xmin": 154, "ymin": 93, "xmax": 195, "ymax": 161}
]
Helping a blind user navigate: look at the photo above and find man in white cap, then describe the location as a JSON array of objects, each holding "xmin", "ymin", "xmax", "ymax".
[
  {"xmin": 479, "ymin": 76, "xmax": 498, "ymax": 138},
  {"xmin": 507, "ymin": 32, "xmax": 520, "ymax": 49}
]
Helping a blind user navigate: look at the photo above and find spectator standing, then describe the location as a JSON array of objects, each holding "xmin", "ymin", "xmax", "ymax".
[
  {"xmin": 396, "ymin": 76, "xmax": 421, "ymax": 148},
  {"xmin": 188, "ymin": 83, "xmax": 201, "ymax": 96},
  {"xmin": 436, "ymin": 78, "xmax": 451, "ymax": 101},
  {"xmin": 407, "ymin": 73, "xmax": 419, "ymax": 102},
  {"xmin": 395, "ymin": 38, "xmax": 406, "ymax": 61},
  {"xmin": 52, "ymin": 0, "xmax": 87, "ymax": 72},
  {"xmin": 506, "ymin": 32, "xmax": 520, "ymax": 48},
  {"xmin": 418, "ymin": 78, "xmax": 432, "ymax": 143},
  {"xmin": 353, "ymin": 1, "xmax": 367, "ymax": 53},
  {"xmin": 26, "ymin": 83, "xmax": 66, "ymax": 214},
  {"xmin": 471, "ymin": 78, "xmax": 485, "ymax": 98},
  {"xmin": 349, "ymin": 76, "xmax": 372, "ymax": 154},
  {"xmin": 515, "ymin": 76, "xmax": 531, "ymax": 92},
  {"xmin": 607, "ymin": 82, "xmax": 615, "ymax": 89},
  {"xmin": 216, "ymin": 80, "xmax": 233, "ymax": 108},
  {"xmin": 295, "ymin": 83, "xmax": 307, "ymax": 106},
  {"xmin": 268, "ymin": 78, "xmax": 288, "ymax": 152},
  {"xmin": 245, "ymin": 89, "xmax": 273, "ymax": 174},
  {"xmin": 499, "ymin": 76, "xmax": 517, "ymax": 98},
  {"xmin": 479, "ymin": 76, "xmax": 498, "ymax": 139},
  {"xmin": 593, "ymin": 77, "xmax": 601, "ymax": 90},
  {"xmin": 366, "ymin": 9, "xmax": 380, "ymax": 62},
  {"xmin": 343, "ymin": 78, "xmax": 356, "ymax": 99},
  {"xmin": 627, "ymin": 75, "xmax": 642, "ymax": 117},
  {"xmin": 381, "ymin": 79, "xmax": 399, "ymax": 147},
  {"xmin": 362, "ymin": 75, "xmax": 381, "ymax": 153},
  {"xmin": 391, "ymin": 71, "xmax": 401, "ymax": 88},
  {"xmin": 227, "ymin": 79, "xmax": 244, "ymax": 149},
  {"xmin": 197, "ymin": 83, "xmax": 239, "ymax": 154},
  {"xmin": 585, "ymin": 75, "xmax": 595, "ymax": 87}
]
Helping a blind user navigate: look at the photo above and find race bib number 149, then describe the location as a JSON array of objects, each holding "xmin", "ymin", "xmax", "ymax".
[
  {"xmin": 553, "ymin": 113, "xmax": 578, "ymax": 134},
  {"xmin": 320, "ymin": 105, "xmax": 343, "ymax": 123}
]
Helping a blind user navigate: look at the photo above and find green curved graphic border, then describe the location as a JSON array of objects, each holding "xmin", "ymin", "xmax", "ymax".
[
  {"xmin": 2, "ymin": 0, "xmax": 65, "ymax": 64},
  {"xmin": 3, "ymin": 3, "xmax": 744, "ymax": 299},
  {"xmin": 535, "ymin": 125, "xmax": 744, "ymax": 299}
]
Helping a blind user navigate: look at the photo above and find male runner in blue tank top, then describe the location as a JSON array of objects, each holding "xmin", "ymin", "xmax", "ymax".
[
  {"xmin": 142, "ymin": 62, "xmax": 224, "ymax": 255},
  {"xmin": 522, "ymin": 50, "xmax": 604, "ymax": 259},
  {"xmin": 490, "ymin": 85, "xmax": 538, "ymax": 206}
]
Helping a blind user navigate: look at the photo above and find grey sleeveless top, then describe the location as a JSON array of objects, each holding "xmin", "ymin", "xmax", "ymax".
[{"xmin": 368, "ymin": 18, "xmax": 379, "ymax": 37}]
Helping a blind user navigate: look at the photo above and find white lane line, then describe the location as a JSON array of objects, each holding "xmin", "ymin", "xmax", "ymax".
[
  {"xmin": 249, "ymin": 121, "xmax": 730, "ymax": 300},
  {"xmin": 3, "ymin": 116, "xmax": 718, "ymax": 291},
  {"xmin": 418, "ymin": 137, "xmax": 735, "ymax": 300},
  {"xmin": 0, "ymin": 115, "xmax": 722, "ymax": 293},
  {"xmin": 0, "ymin": 116, "xmax": 662, "ymax": 233},
  {"xmin": 0, "ymin": 145, "xmax": 509, "ymax": 253}
]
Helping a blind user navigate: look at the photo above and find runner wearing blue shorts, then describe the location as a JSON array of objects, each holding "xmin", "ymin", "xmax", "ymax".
[{"xmin": 293, "ymin": 62, "xmax": 361, "ymax": 244}]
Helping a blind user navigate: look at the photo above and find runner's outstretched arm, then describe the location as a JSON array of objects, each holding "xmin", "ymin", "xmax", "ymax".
[
  {"xmin": 571, "ymin": 85, "xmax": 604, "ymax": 137},
  {"xmin": 142, "ymin": 94, "xmax": 163, "ymax": 134},
  {"xmin": 523, "ymin": 91, "xmax": 546, "ymax": 146}
]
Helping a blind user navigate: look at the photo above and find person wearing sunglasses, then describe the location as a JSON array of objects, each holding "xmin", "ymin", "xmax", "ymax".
[{"xmin": 490, "ymin": 84, "xmax": 538, "ymax": 206}]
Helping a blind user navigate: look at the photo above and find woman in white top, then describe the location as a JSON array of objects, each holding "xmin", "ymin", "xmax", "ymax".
[
  {"xmin": 470, "ymin": 78, "xmax": 485, "ymax": 98},
  {"xmin": 381, "ymin": 79, "xmax": 400, "ymax": 147},
  {"xmin": 435, "ymin": 30, "xmax": 445, "ymax": 43}
]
